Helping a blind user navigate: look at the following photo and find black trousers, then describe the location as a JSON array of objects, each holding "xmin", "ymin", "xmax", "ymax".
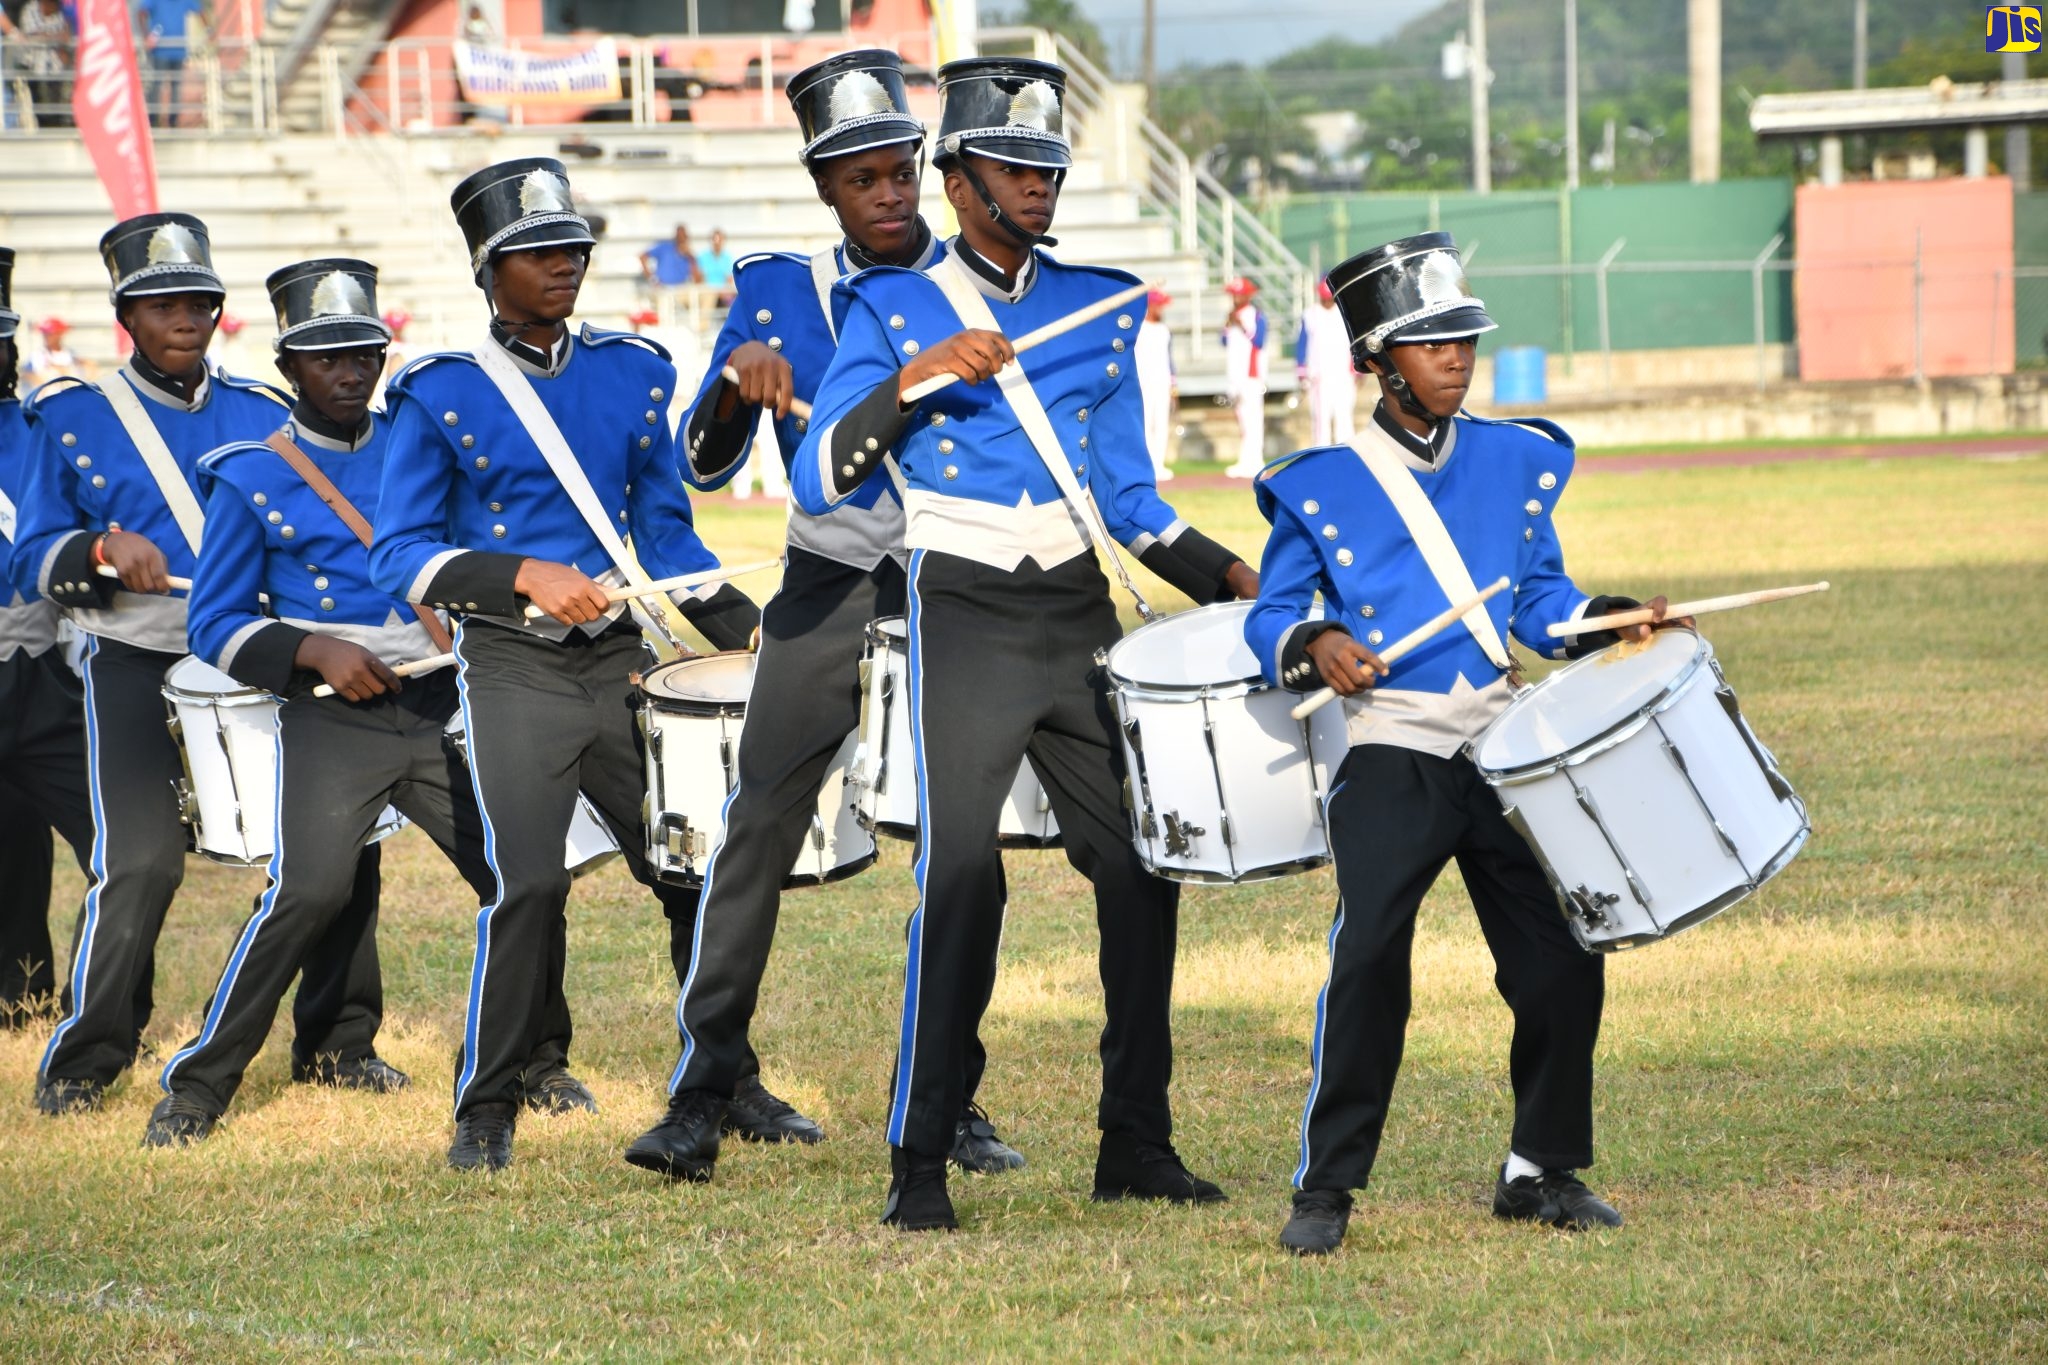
[
  {"xmin": 40, "ymin": 636, "xmax": 381, "ymax": 1086},
  {"xmin": 450, "ymin": 620, "xmax": 721, "ymax": 1116},
  {"xmin": 0, "ymin": 649, "xmax": 93, "ymax": 1021},
  {"xmin": 158, "ymin": 671, "xmax": 501, "ymax": 1113},
  {"xmin": 886, "ymin": 550, "xmax": 1180, "ymax": 1158},
  {"xmin": 1295, "ymin": 743, "xmax": 1605, "ymax": 1193}
]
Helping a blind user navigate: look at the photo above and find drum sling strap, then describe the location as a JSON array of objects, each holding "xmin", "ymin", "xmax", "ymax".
[
  {"xmin": 104, "ymin": 370, "xmax": 206, "ymax": 555},
  {"xmin": 809, "ymin": 247, "xmax": 841, "ymax": 343},
  {"xmin": 472, "ymin": 339, "xmax": 690, "ymax": 658},
  {"xmin": 1348, "ymin": 422, "xmax": 1521, "ymax": 686},
  {"xmin": 263, "ymin": 430, "xmax": 454, "ymax": 655},
  {"xmin": 0, "ymin": 486, "xmax": 16, "ymax": 542},
  {"xmin": 927, "ymin": 253, "xmax": 1154, "ymax": 620}
]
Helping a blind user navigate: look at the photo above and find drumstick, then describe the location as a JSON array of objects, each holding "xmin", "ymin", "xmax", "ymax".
[
  {"xmin": 311, "ymin": 652, "xmax": 457, "ymax": 699},
  {"xmin": 96, "ymin": 564, "xmax": 192, "ymax": 593},
  {"xmin": 1545, "ymin": 581, "xmax": 1830, "ymax": 639},
  {"xmin": 721, "ymin": 365, "xmax": 813, "ymax": 422},
  {"xmin": 897, "ymin": 282, "xmax": 1153, "ymax": 406},
  {"xmin": 520, "ymin": 559, "xmax": 782, "ymax": 620},
  {"xmin": 1289, "ymin": 577, "xmax": 1512, "ymax": 721}
]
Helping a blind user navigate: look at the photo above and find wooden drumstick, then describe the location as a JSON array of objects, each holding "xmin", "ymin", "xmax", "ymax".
[
  {"xmin": 521, "ymin": 559, "xmax": 782, "ymax": 620},
  {"xmin": 96, "ymin": 564, "xmax": 192, "ymax": 593},
  {"xmin": 1545, "ymin": 581, "xmax": 1830, "ymax": 638},
  {"xmin": 311, "ymin": 652, "xmax": 457, "ymax": 699},
  {"xmin": 897, "ymin": 282, "xmax": 1153, "ymax": 406},
  {"xmin": 1290, "ymin": 577, "xmax": 1513, "ymax": 721},
  {"xmin": 721, "ymin": 366, "xmax": 812, "ymax": 423}
]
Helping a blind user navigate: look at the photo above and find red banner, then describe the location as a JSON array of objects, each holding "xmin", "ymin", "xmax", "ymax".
[{"xmin": 71, "ymin": 0, "xmax": 158, "ymax": 219}]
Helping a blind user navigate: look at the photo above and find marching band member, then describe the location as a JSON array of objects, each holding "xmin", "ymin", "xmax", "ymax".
[
  {"xmin": 10, "ymin": 215, "xmax": 386, "ymax": 1115},
  {"xmin": 792, "ymin": 57, "xmax": 1259, "ymax": 1231},
  {"xmin": 0, "ymin": 246, "xmax": 93, "ymax": 1029},
  {"xmin": 1294, "ymin": 278, "xmax": 1356, "ymax": 447},
  {"xmin": 628, "ymin": 50, "xmax": 1023, "ymax": 1182},
  {"xmin": 369, "ymin": 158, "xmax": 759, "ymax": 1172},
  {"xmin": 1134, "ymin": 287, "xmax": 1175, "ymax": 481},
  {"xmin": 146, "ymin": 259, "xmax": 503, "ymax": 1144},
  {"xmin": 1221, "ymin": 276, "xmax": 1267, "ymax": 477},
  {"xmin": 1244, "ymin": 233, "xmax": 1673, "ymax": 1255}
]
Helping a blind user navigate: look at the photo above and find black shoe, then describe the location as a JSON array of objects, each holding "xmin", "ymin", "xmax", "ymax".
[
  {"xmin": 950, "ymin": 1101, "xmax": 1025, "ymax": 1174},
  {"xmin": 880, "ymin": 1145, "xmax": 958, "ymax": 1231},
  {"xmin": 622, "ymin": 1089, "xmax": 724, "ymax": 1181},
  {"xmin": 1493, "ymin": 1166, "xmax": 1624, "ymax": 1230},
  {"xmin": 1091, "ymin": 1131, "xmax": 1228, "ymax": 1205},
  {"xmin": 722, "ymin": 1075, "xmax": 823, "ymax": 1144},
  {"xmin": 34, "ymin": 1075, "xmax": 107, "ymax": 1116},
  {"xmin": 521, "ymin": 1065, "xmax": 599, "ymax": 1115},
  {"xmin": 447, "ymin": 1102, "xmax": 517, "ymax": 1172},
  {"xmin": 1278, "ymin": 1189, "xmax": 1353, "ymax": 1256},
  {"xmin": 292, "ymin": 1054, "xmax": 411, "ymax": 1094},
  {"xmin": 142, "ymin": 1093, "xmax": 220, "ymax": 1148}
]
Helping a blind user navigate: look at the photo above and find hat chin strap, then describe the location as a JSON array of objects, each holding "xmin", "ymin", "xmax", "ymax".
[
  {"xmin": 1369, "ymin": 356, "xmax": 1438, "ymax": 422},
  {"xmin": 954, "ymin": 156, "xmax": 1061, "ymax": 249}
]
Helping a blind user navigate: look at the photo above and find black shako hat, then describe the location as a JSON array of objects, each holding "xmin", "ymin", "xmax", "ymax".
[
  {"xmin": 99, "ymin": 212, "xmax": 226, "ymax": 306},
  {"xmin": 449, "ymin": 157, "xmax": 595, "ymax": 281},
  {"xmin": 266, "ymin": 258, "xmax": 391, "ymax": 354},
  {"xmin": 1327, "ymin": 231, "xmax": 1497, "ymax": 358},
  {"xmin": 933, "ymin": 57, "xmax": 1071, "ymax": 171},
  {"xmin": 788, "ymin": 49, "xmax": 923, "ymax": 165},
  {"xmin": 0, "ymin": 246, "xmax": 17, "ymax": 339}
]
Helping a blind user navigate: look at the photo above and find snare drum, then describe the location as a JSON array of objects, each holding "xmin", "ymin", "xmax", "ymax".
[
  {"xmin": 1103, "ymin": 601, "xmax": 1343, "ymax": 884},
  {"xmin": 852, "ymin": 617, "xmax": 1061, "ymax": 848},
  {"xmin": 1471, "ymin": 628, "xmax": 1809, "ymax": 952},
  {"xmin": 639, "ymin": 653, "xmax": 876, "ymax": 888},
  {"xmin": 162, "ymin": 656, "xmax": 406, "ymax": 866},
  {"xmin": 442, "ymin": 718, "xmax": 620, "ymax": 879}
]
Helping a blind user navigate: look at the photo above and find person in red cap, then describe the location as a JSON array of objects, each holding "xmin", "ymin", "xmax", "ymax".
[
  {"xmin": 1135, "ymin": 287, "xmax": 1176, "ymax": 481},
  {"xmin": 1295, "ymin": 277, "xmax": 1357, "ymax": 447},
  {"xmin": 25, "ymin": 316, "xmax": 92, "ymax": 387},
  {"xmin": 1222, "ymin": 276, "xmax": 1267, "ymax": 477}
]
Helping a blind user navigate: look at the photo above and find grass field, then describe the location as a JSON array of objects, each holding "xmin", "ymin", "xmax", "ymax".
[{"xmin": 2, "ymin": 452, "xmax": 2044, "ymax": 1361}]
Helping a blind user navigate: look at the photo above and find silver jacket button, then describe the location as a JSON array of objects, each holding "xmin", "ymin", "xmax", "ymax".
[
  {"xmin": 889, "ymin": 314, "xmax": 905, "ymax": 330},
  {"xmin": 1360, "ymin": 604, "xmax": 1375, "ymax": 617},
  {"xmin": 443, "ymin": 411, "xmax": 459, "ymax": 426},
  {"xmin": 461, "ymin": 435, "xmax": 476, "ymax": 449},
  {"xmin": 281, "ymin": 526, "xmax": 296, "ymax": 539},
  {"xmin": 475, "ymin": 456, "xmax": 489, "ymax": 470},
  {"xmin": 938, "ymin": 439, "xmax": 954, "ymax": 453},
  {"xmin": 314, "ymin": 576, "xmax": 329, "ymax": 590},
  {"xmin": 1322, "ymin": 524, "xmax": 1338, "ymax": 540},
  {"xmin": 320, "ymin": 597, "xmax": 335, "ymax": 611},
  {"xmin": 756, "ymin": 308, "xmax": 773, "ymax": 324},
  {"xmin": 1525, "ymin": 499, "xmax": 1543, "ymax": 515},
  {"xmin": 943, "ymin": 464, "xmax": 958, "ymax": 479},
  {"xmin": 1303, "ymin": 499, "xmax": 1319, "ymax": 515},
  {"xmin": 904, "ymin": 339, "xmax": 920, "ymax": 356},
  {"xmin": 493, "ymin": 524, "xmax": 507, "ymax": 538},
  {"xmin": 1366, "ymin": 629, "xmax": 1383, "ymax": 645},
  {"xmin": 1539, "ymin": 472, "xmax": 1557, "ymax": 490},
  {"xmin": 268, "ymin": 511, "xmax": 284, "ymax": 524},
  {"xmin": 1336, "ymin": 548, "xmax": 1353, "ymax": 566}
]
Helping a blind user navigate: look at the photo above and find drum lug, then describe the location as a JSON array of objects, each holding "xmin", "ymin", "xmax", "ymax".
[
  {"xmin": 172, "ymin": 778, "xmax": 197, "ymax": 827},
  {"xmin": 809, "ymin": 813, "xmax": 826, "ymax": 852},
  {"xmin": 1161, "ymin": 810, "xmax": 1206, "ymax": 857},
  {"xmin": 1122, "ymin": 718, "xmax": 1142, "ymax": 751},
  {"xmin": 1714, "ymin": 683, "xmax": 1797, "ymax": 802},
  {"xmin": 1093, "ymin": 646, "xmax": 1109, "ymax": 668},
  {"xmin": 1220, "ymin": 814, "xmax": 1235, "ymax": 847},
  {"xmin": 1567, "ymin": 884, "xmax": 1621, "ymax": 928},
  {"xmin": 1571, "ymin": 782, "xmax": 1651, "ymax": 908},
  {"xmin": 1660, "ymin": 735, "xmax": 1742, "ymax": 859}
]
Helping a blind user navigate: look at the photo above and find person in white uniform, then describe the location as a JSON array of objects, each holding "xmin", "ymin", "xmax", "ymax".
[
  {"xmin": 1221, "ymin": 276, "xmax": 1267, "ymax": 477},
  {"xmin": 1294, "ymin": 277, "xmax": 1356, "ymax": 447},
  {"xmin": 1133, "ymin": 287, "xmax": 1175, "ymax": 481}
]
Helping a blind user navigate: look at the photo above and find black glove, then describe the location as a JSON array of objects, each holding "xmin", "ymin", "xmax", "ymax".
[{"xmin": 1565, "ymin": 594, "xmax": 1641, "ymax": 657}]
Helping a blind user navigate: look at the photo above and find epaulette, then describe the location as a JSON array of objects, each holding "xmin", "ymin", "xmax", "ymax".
[
  {"xmin": 194, "ymin": 439, "xmax": 276, "ymax": 493},
  {"xmin": 385, "ymin": 350, "xmax": 477, "ymax": 398},
  {"xmin": 21, "ymin": 374, "xmax": 96, "ymax": 417},
  {"xmin": 579, "ymin": 323, "xmax": 670, "ymax": 362},
  {"xmin": 1256, "ymin": 443, "xmax": 1347, "ymax": 483},
  {"xmin": 733, "ymin": 250, "xmax": 808, "ymax": 278},
  {"xmin": 1032, "ymin": 249, "xmax": 1144, "ymax": 293},
  {"xmin": 214, "ymin": 372, "xmax": 292, "ymax": 408},
  {"xmin": 1459, "ymin": 411, "xmax": 1575, "ymax": 451}
]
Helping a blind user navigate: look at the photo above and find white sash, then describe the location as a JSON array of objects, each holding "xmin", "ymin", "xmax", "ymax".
[
  {"xmin": 1348, "ymin": 422, "xmax": 1513, "ymax": 674},
  {"xmin": 808, "ymin": 247, "xmax": 840, "ymax": 343},
  {"xmin": 103, "ymin": 371, "xmax": 205, "ymax": 554},
  {"xmin": 0, "ymin": 487, "xmax": 15, "ymax": 542},
  {"xmin": 925, "ymin": 255, "xmax": 1153, "ymax": 619},
  {"xmin": 472, "ymin": 341, "xmax": 683, "ymax": 648}
]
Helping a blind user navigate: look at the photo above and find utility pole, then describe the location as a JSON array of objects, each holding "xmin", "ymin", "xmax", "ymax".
[
  {"xmin": 1142, "ymin": 0, "xmax": 1157, "ymax": 114},
  {"xmin": 1688, "ymin": 0, "xmax": 1720, "ymax": 183},
  {"xmin": 1564, "ymin": 0, "xmax": 1580, "ymax": 191},
  {"xmin": 2007, "ymin": 53, "xmax": 2031, "ymax": 191},
  {"xmin": 1470, "ymin": 0, "xmax": 1491, "ymax": 193},
  {"xmin": 1852, "ymin": 0, "xmax": 1867, "ymax": 89}
]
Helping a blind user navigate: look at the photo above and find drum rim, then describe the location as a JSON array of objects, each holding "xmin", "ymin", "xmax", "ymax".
[
  {"xmin": 1474, "ymin": 628, "xmax": 1711, "ymax": 781},
  {"xmin": 1102, "ymin": 601, "xmax": 1265, "ymax": 692},
  {"xmin": 865, "ymin": 614, "xmax": 908, "ymax": 645},
  {"xmin": 638, "ymin": 651, "xmax": 754, "ymax": 708},
  {"xmin": 162, "ymin": 654, "xmax": 278, "ymax": 705}
]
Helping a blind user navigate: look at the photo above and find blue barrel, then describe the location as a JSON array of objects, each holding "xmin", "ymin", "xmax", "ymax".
[{"xmin": 1492, "ymin": 346, "xmax": 1547, "ymax": 406}]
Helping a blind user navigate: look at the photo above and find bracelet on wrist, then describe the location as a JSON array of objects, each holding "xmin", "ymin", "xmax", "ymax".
[{"xmin": 91, "ymin": 532, "xmax": 110, "ymax": 566}]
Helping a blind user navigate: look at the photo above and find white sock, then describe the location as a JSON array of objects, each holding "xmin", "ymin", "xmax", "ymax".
[{"xmin": 1503, "ymin": 1151, "xmax": 1545, "ymax": 1182}]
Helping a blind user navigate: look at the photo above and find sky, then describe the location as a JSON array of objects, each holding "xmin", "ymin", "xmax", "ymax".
[{"xmin": 1070, "ymin": 0, "xmax": 1444, "ymax": 74}]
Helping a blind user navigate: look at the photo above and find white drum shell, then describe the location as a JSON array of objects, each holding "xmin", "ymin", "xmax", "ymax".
[
  {"xmin": 852, "ymin": 618, "xmax": 1061, "ymax": 848},
  {"xmin": 640, "ymin": 654, "xmax": 875, "ymax": 888},
  {"xmin": 164, "ymin": 656, "xmax": 407, "ymax": 866},
  {"xmin": 1104, "ymin": 601, "xmax": 1343, "ymax": 885},
  {"xmin": 1474, "ymin": 630, "xmax": 1809, "ymax": 952}
]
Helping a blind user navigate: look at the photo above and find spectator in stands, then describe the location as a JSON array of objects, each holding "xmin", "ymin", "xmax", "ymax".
[
  {"xmin": 24, "ymin": 316, "xmax": 91, "ymax": 385},
  {"xmin": 640, "ymin": 224, "xmax": 702, "ymax": 292},
  {"xmin": 9, "ymin": 0, "xmax": 75, "ymax": 130},
  {"xmin": 372, "ymin": 308, "xmax": 411, "ymax": 409},
  {"xmin": 1135, "ymin": 287, "xmax": 1176, "ymax": 481},
  {"xmin": 699, "ymin": 228, "xmax": 736, "ymax": 306},
  {"xmin": 135, "ymin": 0, "xmax": 207, "ymax": 130}
]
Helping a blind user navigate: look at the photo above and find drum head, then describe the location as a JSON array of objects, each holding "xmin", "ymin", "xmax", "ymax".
[
  {"xmin": 869, "ymin": 616, "xmax": 907, "ymax": 646},
  {"xmin": 1475, "ymin": 628, "xmax": 1707, "ymax": 772},
  {"xmin": 163, "ymin": 654, "xmax": 262, "ymax": 699},
  {"xmin": 1105, "ymin": 601, "xmax": 1263, "ymax": 689},
  {"xmin": 642, "ymin": 653, "xmax": 755, "ymax": 705}
]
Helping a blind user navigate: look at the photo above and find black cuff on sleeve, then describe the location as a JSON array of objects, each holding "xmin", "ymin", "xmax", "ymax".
[
  {"xmin": 420, "ymin": 551, "xmax": 527, "ymax": 618},
  {"xmin": 680, "ymin": 581, "xmax": 761, "ymax": 652},
  {"xmin": 1138, "ymin": 527, "xmax": 1245, "ymax": 605},
  {"xmin": 45, "ymin": 532, "xmax": 112, "ymax": 607},
  {"xmin": 682, "ymin": 379, "xmax": 755, "ymax": 481},
  {"xmin": 828, "ymin": 375, "xmax": 914, "ymax": 498},
  {"xmin": 1565, "ymin": 594, "xmax": 1641, "ymax": 658},
  {"xmin": 225, "ymin": 621, "xmax": 314, "ymax": 696},
  {"xmin": 1279, "ymin": 621, "xmax": 1347, "ymax": 691}
]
